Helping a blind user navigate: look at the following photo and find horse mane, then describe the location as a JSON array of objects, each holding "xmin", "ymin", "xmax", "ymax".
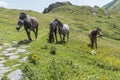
[
  {"xmin": 23, "ymin": 15, "xmax": 31, "ymax": 22},
  {"xmin": 19, "ymin": 12, "xmax": 27, "ymax": 20},
  {"xmin": 57, "ymin": 19, "xmax": 63, "ymax": 27}
]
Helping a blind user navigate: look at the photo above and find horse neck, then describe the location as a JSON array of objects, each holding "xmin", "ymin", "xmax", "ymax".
[
  {"xmin": 58, "ymin": 24, "xmax": 63, "ymax": 30},
  {"xmin": 91, "ymin": 30, "xmax": 98, "ymax": 36},
  {"xmin": 58, "ymin": 20, "xmax": 63, "ymax": 27},
  {"xmin": 23, "ymin": 15, "xmax": 31, "ymax": 22}
]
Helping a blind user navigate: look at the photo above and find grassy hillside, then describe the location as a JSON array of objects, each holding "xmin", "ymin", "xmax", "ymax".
[
  {"xmin": 102, "ymin": 0, "xmax": 120, "ymax": 12},
  {"xmin": 0, "ymin": 3, "xmax": 120, "ymax": 80}
]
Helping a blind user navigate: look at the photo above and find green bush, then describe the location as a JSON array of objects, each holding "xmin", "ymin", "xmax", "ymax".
[
  {"xmin": 48, "ymin": 58, "xmax": 80, "ymax": 80},
  {"xmin": 21, "ymin": 62, "xmax": 46, "ymax": 80},
  {"xmin": 50, "ymin": 46, "xmax": 56, "ymax": 55},
  {"xmin": 28, "ymin": 53, "xmax": 40, "ymax": 65}
]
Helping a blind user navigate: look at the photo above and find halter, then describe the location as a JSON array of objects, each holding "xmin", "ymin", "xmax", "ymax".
[{"xmin": 19, "ymin": 19, "xmax": 24, "ymax": 23}]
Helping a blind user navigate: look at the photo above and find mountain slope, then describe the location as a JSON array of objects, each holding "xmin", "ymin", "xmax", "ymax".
[
  {"xmin": 102, "ymin": 0, "xmax": 120, "ymax": 11},
  {"xmin": 0, "ymin": 3, "xmax": 120, "ymax": 80}
]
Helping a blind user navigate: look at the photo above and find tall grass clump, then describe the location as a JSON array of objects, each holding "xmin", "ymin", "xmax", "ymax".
[
  {"xmin": 48, "ymin": 58, "xmax": 81, "ymax": 80},
  {"xmin": 28, "ymin": 53, "xmax": 40, "ymax": 65},
  {"xmin": 21, "ymin": 62, "xmax": 46, "ymax": 80},
  {"xmin": 50, "ymin": 46, "xmax": 56, "ymax": 55}
]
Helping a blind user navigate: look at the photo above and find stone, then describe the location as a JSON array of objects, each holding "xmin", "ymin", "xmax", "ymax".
[
  {"xmin": 0, "ymin": 64, "xmax": 4, "ymax": 67},
  {"xmin": 20, "ymin": 45, "xmax": 30, "ymax": 49},
  {"xmin": 2, "ymin": 47, "xmax": 16, "ymax": 54},
  {"xmin": 0, "ymin": 67, "xmax": 11, "ymax": 74},
  {"xmin": 16, "ymin": 49, "xmax": 29, "ymax": 54},
  {"xmin": 91, "ymin": 50, "xmax": 96, "ymax": 55},
  {"xmin": 0, "ymin": 60, "xmax": 6, "ymax": 64},
  {"xmin": 4, "ymin": 52, "xmax": 18, "ymax": 56},
  {"xmin": 2, "ymin": 43, "xmax": 10, "ymax": 47},
  {"xmin": 19, "ymin": 57, "xmax": 28, "ymax": 62},
  {"xmin": 0, "ymin": 46, "xmax": 3, "ymax": 50},
  {"xmin": 6, "ymin": 48, "xmax": 16, "ymax": 52},
  {"xmin": 9, "ymin": 55, "xmax": 20, "ymax": 60},
  {"xmin": 12, "ymin": 41, "xmax": 18, "ymax": 44},
  {"xmin": 8, "ymin": 69, "xmax": 23, "ymax": 80}
]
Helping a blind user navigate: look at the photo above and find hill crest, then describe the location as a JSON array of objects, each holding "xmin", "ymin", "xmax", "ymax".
[
  {"xmin": 43, "ymin": 1, "xmax": 72, "ymax": 13},
  {"xmin": 102, "ymin": 0, "xmax": 120, "ymax": 12}
]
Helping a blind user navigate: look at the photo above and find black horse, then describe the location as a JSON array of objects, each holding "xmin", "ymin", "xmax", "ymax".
[
  {"xmin": 48, "ymin": 21, "xmax": 58, "ymax": 43},
  {"xmin": 89, "ymin": 28, "xmax": 102, "ymax": 49},
  {"xmin": 16, "ymin": 12, "xmax": 39, "ymax": 41}
]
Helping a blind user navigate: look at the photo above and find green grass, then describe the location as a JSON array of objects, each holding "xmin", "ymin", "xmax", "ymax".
[{"xmin": 0, "ymin": 6, "xmax": 120, "ymax": 80}]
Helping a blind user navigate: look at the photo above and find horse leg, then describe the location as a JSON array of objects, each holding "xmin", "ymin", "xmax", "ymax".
[
  {"xmin": 91, "ymin": 39, "xmax": 94, "ymax": 49},
  {"xmin": 67, "ymin": 32, "xmax": 69, "ymax": 42},
  {"xmin": 35, "ymin": 26, "xmax": 38, "ymax": 40},
  {"xmin": 92, "ymin": 41, "xmax": 94, "ymax": 49},
  {"xmin": 32, "ymin": 29, "xmax": 36, "ymax": 40},
  {"xmin": 63, "ymin": 35, "xmax": 65, "ymax": 43},
  {"xmin": 52, "ymin": 33, "xmax": 54, "ymax": 42},
  {"xmin": 95, "ymin": 39, "xmax": 97, "ymax": 48},
  {"xmin": 54, "ymin": 30, "xmax": 57, "ymax": 42},
  {"xmin": 26, "ymin": 30, "xmax": 32, "ymax": 41},
  {"xmin": 49, "ymin": 33, "xmax": 52, "ymax": 43},
  {"xmin": 59, "ymin": 34, "xmax": 62, "ymax": 41}
]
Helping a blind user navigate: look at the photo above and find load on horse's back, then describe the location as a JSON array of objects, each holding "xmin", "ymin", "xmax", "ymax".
[
  {"xmin": 16, "ymin": 12, "xmax": 39, "ymax": 41},
  {"xmin": 89, "ymin": 28, "xmax": 102, "ymax": 49}
]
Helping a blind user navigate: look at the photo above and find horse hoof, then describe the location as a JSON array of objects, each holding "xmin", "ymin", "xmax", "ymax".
[
  {"xmin": 28, "ymin": 39, "xmax": 32, "ymax": 42},
  {"xmin": 35, "ymin": 39, "xmax": 38, "ymax": 41}
]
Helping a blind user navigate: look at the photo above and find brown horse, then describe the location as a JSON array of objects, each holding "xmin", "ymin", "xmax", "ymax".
[
  {"xmin": 16, "ymin": 12, "xmax": 39, "ymax": 41},
  {"xmin": 89, "ymin": 28, "xmax": 102, "ymax": 49}
]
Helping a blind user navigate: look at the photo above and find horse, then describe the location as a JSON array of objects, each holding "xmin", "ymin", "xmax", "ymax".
[
  {"xmin": 48, "ymin": 21, "xmax": 58, "ymax": 43},
  {"xmin": 89, "ymin": 28, "xmax": 102, "ymax": 49},
  {"xmin": 16, "ymin": 12, "xmax": 39, "ymax": 41},
  {"xmin": 53, "ymin": 18, "xmax": 70, "ymax": 43}
]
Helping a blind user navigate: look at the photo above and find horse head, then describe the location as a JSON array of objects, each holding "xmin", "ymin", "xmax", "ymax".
[
  {"xmin": 19, "ymin": 12, "xmax": 27, "ymax": 20},
  {"xmin": 16, "ymin": 19, "xmax": 24, "ymax": 31},
  {"xmin": 16, "ymin": 12, "xmax": 27, "ymax": 31},
  {"xmin": 97, "ymin": 28, "xmax": 102, "ymax": 37},
  {"xmin": 53, "ymin": 18, "xmax": 63, "ymax": 28}
]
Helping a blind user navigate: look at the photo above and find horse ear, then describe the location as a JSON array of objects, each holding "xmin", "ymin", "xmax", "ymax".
[{"xmin": 55, "ymin": 18, "xmax": 58, "ymax": 21}]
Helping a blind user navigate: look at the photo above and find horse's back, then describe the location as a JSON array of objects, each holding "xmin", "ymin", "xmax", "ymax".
[
  {"xmin": 63, "ymin": 24, "xmax": 69, "ymax": 34},
  {"xmin": 63, "ymin": 24, "xmax": 69, "ymax": 30},
  {"xmin": 31, "ymin": 17, "xmax": 39, "ymax": 24},
  {"xmin": 29, "ymin": 17, "xmax": 39, "ymax": 28}
]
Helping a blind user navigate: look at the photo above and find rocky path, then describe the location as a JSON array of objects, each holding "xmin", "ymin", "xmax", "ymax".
[{"xmin": 0, "ymin": 41, "xmax": 30, "ymax": 80}]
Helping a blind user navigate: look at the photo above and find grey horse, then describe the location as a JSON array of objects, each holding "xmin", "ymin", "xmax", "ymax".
[
  {"xmin": 89, "ymin": 28, "xmax": 102, "ymax": 49},
  {"xmin": 52, "ymin": 18, "xmax": 70, "ymax": 43},
  {"xmin": 16, "ymin": 12, "xmax": 39, "ymax": 41}
]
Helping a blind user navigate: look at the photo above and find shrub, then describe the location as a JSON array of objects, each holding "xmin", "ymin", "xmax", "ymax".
[
  {"xmin": 48, "ymin": 58, "xmax": 80, "ymax": 80},
  {"xmin": 50, "ymin": 46, "xmax": 56, "ymax": 55},
  {"xmin": 21, "ymin": 62, "xmax": 46, "ymax": 80},
  {"xmin": 28, "ymin": 53, "xmax": 40, "ymax": 65},
  {"xmin": 42, "ymin": 44, "xmax": 48, "ymax": 49}
]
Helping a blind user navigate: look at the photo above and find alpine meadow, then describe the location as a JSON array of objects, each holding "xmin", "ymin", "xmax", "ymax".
[{"xmin": 0, "ymin": 1, "xmax": 120, "ymax": 80}]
